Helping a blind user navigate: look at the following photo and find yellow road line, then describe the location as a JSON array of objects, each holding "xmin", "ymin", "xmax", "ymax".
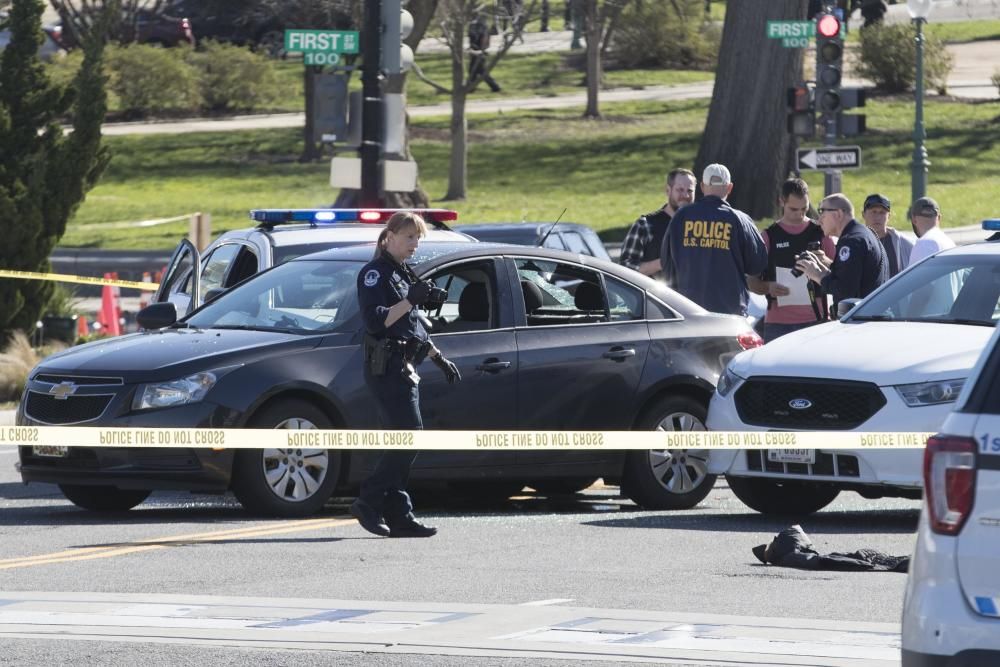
[{"xmin": 0, "ymin": 516, "xmax": 355, "ymax": 570}]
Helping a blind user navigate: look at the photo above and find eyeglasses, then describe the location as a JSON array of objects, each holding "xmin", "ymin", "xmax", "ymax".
[{"xmin": 817, "ymin": 207, "xmax": 842, "ymax": 214}]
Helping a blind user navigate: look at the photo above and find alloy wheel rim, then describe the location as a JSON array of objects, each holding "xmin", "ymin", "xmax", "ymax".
[
  {"xmin": 649, "ymin": 411, "xmax": 709, "ymax": 495},
  {"xmin": 262, "ymin": 417, "xmax": 329, "ymax": 502}
]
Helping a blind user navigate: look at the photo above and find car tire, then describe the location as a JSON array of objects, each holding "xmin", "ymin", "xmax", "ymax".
[
  {"xmin": 726, "ymin": 476, "xmax": 840, "ymax": 515},
  {"xmin": 231, "ymin": 399, "xmax": 341, "ymax": 517},
  {"xmin": 622, "ymin": 395, "xmax": 716, "ymax": 510},
  {"xmin": 58, "ymin": 484, "xmax": 151, "ymax": 512},
  {"xmin": 447, "ymin": 480, "xmax": 526, "ymax": 500},
  {"xmin": 528, "ymin": 477, "xmax": 599, "ymax": 495}
]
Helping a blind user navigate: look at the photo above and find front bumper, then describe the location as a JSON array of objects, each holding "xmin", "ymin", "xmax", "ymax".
[{"xmin": 17, "ymin": 400, "xmax": 238, "ymax": 492}]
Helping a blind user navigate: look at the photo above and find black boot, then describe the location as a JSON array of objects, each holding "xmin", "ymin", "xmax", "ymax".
[
  {"xmin": 387, "ymin": 513, "xmax": 438, "ymax": 538},
  {"xmin": 350, "ymin": 499, "xmax": 390, "ymax": 537}
]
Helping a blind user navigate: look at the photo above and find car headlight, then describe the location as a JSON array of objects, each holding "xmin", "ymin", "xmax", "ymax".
[
  {"xmin": 133, "ymin": 371, "xmax": 219, "ymax": 411},
  {"xmin": 894, "ymin": 379, "xmax": 965, "ymax": 407},
  {"xmin": 716, "ymin": 366, "xmax": 743, "ymax": 397}
]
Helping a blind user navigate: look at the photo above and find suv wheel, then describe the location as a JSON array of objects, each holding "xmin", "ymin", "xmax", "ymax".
[
  {"xmin": 726, "ymin": 476, "xmax": 840, "ymax": 515},
  {"xmin": 623, "ymin": 395, "xmax": 716, "ymax": 510},
  {"xmin": 58, "ymin": 484, "xmax": 151, "ymax": 512},
  {"xmin": 231, "ymin": 399, "xmax": 341, "ymax": 517}
]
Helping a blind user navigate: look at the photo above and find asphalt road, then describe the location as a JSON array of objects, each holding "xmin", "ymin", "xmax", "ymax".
[{"xmin": 0, "ymin": 444, "xmax": 920, "ymax": 666}]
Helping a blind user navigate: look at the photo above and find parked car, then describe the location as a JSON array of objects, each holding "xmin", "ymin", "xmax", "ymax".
[
  {"xmin": 453, "ymin": 222, "xmax": 611, "ymax": 261},
  {"xmin": 0, "ymin": 12, "xmax": 63, "ymax": 60},
  {"xmin": 52, "ymin": 8, "xmax": 194, "ymax": 49},
  {"xmin": 17, "ymin": 239, "xmax": 761, "ymax": 516},
  {"xmin": 163, "ymin": 0, "xmax": 285, "ymax": 55},
  {"xmin": 706, "ymin": 237, "xmax": 1000, "ymax": 515},
  {"xmin": 156, "ymin": 208, "xmax": 473, "ymax": 316},
  {"xmin": 901, "ymin": 321, "xmax": 1000, "ymax": 666}
]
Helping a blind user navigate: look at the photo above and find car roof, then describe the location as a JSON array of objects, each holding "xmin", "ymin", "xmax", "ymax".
[
  {"xmin": 218, "ymin": 223, "xmax": 473, "ymax": 248},
  {"xmin": 933, "ymin": 240, "xmax": 1000, "ymax": 257},
  {"xmin": 452, "ymin": 222, "xmax": 596, "ymax": 237}
]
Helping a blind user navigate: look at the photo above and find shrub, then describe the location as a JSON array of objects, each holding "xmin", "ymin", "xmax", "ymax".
[
  {"xmin": 43, "ymin": 283, "xmax": 81, "ymax": 318},
  {"xmin": 610, "ymin": 0, "xmax": 720, "ymax": 70},
  {"xmin": 0, "ymin": 332, "xmax": 39, "ymax": 402},
  {"xmin": 855, "ymin": 22, "xmax": 954, "ymax": 94},
  {"xmin": 105, "ymin": 43, "xmax": 201, "ymax": 116},
  {"xmin": 184, "ymin": 40, "xmax": 281, "ymax": 112}
]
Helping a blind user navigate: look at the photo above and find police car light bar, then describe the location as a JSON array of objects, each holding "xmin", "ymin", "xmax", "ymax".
[
  {"xmin": 982, "ymin": 219, "xmax": 1000, "ymax": 231},
  {"xmin": 249, "ymin": 209, "xmax": 459, "ymax": 225}
]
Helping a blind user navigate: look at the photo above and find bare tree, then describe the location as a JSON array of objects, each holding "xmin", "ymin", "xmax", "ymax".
[
  {"xmin": 48, "ymin": 0, "xmax": 166, "ymax": 45},
  {"xmin": 694, "ymin": 0, "xmax": 807, "ymax": 220},
  {"xmin": 580, "ymin": 0, "xmax": 630, "ymax": 119},
  {"xmin": 412, "ymin": 0, "xmax": 536, "ymax": 200}
]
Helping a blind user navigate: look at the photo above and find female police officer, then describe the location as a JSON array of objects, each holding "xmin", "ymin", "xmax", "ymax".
[{"xmin": 350, "ymin": 211, "xmax": 461, "ymax": 538}]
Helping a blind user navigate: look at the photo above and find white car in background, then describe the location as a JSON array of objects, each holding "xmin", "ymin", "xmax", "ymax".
[
  {"xmin": 902, "ymin": 320, "xmax": 1000, "ymax": 666},
  {"xmin": 706, "ymin": 239, "xmax": 1000, "ymax": 515}
]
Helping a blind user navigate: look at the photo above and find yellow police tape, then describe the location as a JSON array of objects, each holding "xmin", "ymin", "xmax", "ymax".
[
  {"xmin": 5, "ymin": 426, "xmax": 935, "ymax": 450},
  {"xmin": 0, "ymin": 269, "xmax": 160, "ymax": 291}
]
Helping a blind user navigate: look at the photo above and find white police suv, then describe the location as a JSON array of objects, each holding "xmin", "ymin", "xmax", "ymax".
[
  {"xmin": 706, "ymin": 228, "xmax": 1000, "ymax": 515},
  {"xmin": 901, "ymin": 315, "xmax": 1000, "ymax": 666}
]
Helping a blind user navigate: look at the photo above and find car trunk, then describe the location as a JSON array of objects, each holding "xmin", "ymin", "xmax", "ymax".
[{"xmin": 957, "ymin": 412, "xmax": 1000, "ymax": 619}]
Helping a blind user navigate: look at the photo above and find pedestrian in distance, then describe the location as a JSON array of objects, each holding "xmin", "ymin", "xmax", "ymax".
[
  {"xmin": 469, "ymin": 13, "xmax": 502, "ymax": 93},
  {"xmin": 862, "ymin": 193, "xmax": 912, "ymax": 278},
  {"xmin": 659, "ymin": 163, "xmax": 768, "ymax": 316},
  {"xmin": 907, "ymin": 196, "xmax": 955, "ymax": 267},
  {"xmin": 619, "ymin": 168, "xmax": 697, "ymax": 279},
  {"xmin": 748, "ymin": 178, "xmax": 836, "ymax": 342},
  {"xmin": 352, "ymin": 212, "xmax": 463, "ymax": 538},
  {"xmin": 795, "ymin": 193, "xmax": 889, "ymax": 314}
]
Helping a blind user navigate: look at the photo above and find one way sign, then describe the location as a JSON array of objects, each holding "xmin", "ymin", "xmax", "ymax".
[{"xmin": 797, "ymin": 146, "xmax": 862, "ymax": 171}]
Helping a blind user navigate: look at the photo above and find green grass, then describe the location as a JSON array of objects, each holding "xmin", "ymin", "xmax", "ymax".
[{"xmin": 61, "ymin": 94, "xmax": 1000, "ymax": 249}]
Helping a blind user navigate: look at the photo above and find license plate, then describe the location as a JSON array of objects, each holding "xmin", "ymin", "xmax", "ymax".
[
  {"xmin": 32, "ymin": 445, "xmax": 68, "ymax": 458},
  {"xmin": 767, "ymin": 448, "xmax": 815, "ymax": 464}
]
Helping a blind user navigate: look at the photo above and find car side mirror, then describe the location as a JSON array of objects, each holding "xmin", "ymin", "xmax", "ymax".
[
  {"xmin": 837, "ymin": 298, "xmax": 862, "ymax": 319},
  {"xmin": 204, "ymin": 287, "xmax": 227, "ymax": 303},
  {"xmin": 137, "ymin": 302, "xmax": 178, "ymax": 330}
]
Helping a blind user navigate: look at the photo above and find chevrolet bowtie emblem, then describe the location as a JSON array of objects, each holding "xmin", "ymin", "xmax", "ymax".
[{"xmin": 49, "ymin": 381, "xmax": 78, "ymax": 400}]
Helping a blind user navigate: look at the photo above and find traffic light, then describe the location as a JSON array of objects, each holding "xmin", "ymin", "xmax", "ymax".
[
  {"xmin": 814, "ymin": 11, "xmax": 844, "ymax": 124},
  {"xmin": 786, "ymin": 83, "xmax": 815, "ymax": 138},
  {"xmin": 380, "ymin": 0, "xmax": 414, "ymax": 75}
]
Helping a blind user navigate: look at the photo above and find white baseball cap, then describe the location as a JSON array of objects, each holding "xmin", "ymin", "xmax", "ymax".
[{"xmin": 702, "ymin": 163, "xmax": 731, "ymax": 186}]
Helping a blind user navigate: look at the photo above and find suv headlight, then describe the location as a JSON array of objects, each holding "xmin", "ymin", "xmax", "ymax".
[
  {"xmin": 894, "ymin": 379, "xmax": 965, "ymax": 407},
  {"xmin": 133, "ymin": 371, "xmax": 219, "ymax": 410},
  {"xmin": 716, "ymin": 366, "xmax": 743, "ymax": 397}
]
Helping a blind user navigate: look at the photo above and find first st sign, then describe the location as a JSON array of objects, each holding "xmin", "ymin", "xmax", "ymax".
[{"xmin": 285, "ymin": 29, "xmax": 359, "ymax": 66}]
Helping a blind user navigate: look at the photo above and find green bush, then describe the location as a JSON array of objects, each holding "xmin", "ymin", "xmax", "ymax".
[
  {"xmin": 993, "ymin": 69, "xmax": 1000, "ymax": 96},
  {"xmin": 184, "ymin": 40, "xmax": 281, "ymax": 112},
  {"xmin": 855, "ymin": 22, "xmax": 954, "ymax": 94},
  {"xmin": 106, "ymin": 43, "xmax": 201, "ymax": 116},
  {"xmin": 610, "ymin": 0, "xmax": 720, "ymax": 70}
]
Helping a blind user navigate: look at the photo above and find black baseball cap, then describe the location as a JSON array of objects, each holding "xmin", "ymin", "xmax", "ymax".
[{"xmin": 863, "ymin": 194, "xmax": 891, "ymax": 211}]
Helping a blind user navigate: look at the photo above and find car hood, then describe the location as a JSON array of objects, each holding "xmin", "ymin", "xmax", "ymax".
[
  {"xmin": 730, "ymin": 321, "xmax": 993, "ymax": 386},
  {"xmin": 35, "ymin": 328, "xmax": 322, "ymax": 380}
]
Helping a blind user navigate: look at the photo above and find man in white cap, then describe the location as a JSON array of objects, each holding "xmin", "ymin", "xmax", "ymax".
[
  {"xmin": 907, "ymin": 196, "xmax": 954, "ymax": 267},
  {"xmin": 659, "ymin": 163, "xmax": 767, "ymax": 316}
]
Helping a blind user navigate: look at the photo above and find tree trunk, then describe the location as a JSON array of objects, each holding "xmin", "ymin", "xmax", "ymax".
[
  {"xmin": 300, "ymin": 66, "xmax": 320, "ymax": 162},
  {"xmin": 694, "ymin": 0, "xmax": 806, "ymax": 220},
  {"xmin": 444, "ymin": 17, "xmax": 468, "ymax": 201},
  {"xmin": 583, "ymin": 0, "xmax": 601, "ymax": 118}
]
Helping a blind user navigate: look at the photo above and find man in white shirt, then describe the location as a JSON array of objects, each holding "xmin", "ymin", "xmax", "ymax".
[{"xmin": 908, "ymin": 196, "xmax": 954, "ymax": 267}]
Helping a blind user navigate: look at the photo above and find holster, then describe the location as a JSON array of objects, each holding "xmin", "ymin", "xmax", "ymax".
[
  {"xmin": 362, "ymin": 333, "xmax": 391, "ymax": 376},
  {"xmin": 405, "ymin": 338, "xmax": 431, "ymax": 365}
]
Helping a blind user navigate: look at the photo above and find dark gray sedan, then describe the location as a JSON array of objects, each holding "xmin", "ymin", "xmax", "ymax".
[{"xmin": 17, "ymin": 243, "xmax": 760, "ymax": 517}]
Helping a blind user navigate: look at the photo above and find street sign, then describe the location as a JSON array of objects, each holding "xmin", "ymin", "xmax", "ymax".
[
  {"xmin": 766, "ymin": 20, "xmax": 814, "ymax": 47},
  {"xmin": 797, "ymin": 146, "xmax": 862, "ymax": 171},
  {"xmin": 285, "ymin": 29, "xmax": 360, "ymax": 66}
]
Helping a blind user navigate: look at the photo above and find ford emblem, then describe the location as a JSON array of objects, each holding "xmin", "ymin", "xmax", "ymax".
[{"xmin": 788, "ymin": 398, "xmax": 812, "ymax": 410}]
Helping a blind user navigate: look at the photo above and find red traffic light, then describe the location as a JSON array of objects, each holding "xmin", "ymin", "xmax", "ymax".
[{"xmin": 816, "ymin": 14, "xmax": 841, "ymax": 38}]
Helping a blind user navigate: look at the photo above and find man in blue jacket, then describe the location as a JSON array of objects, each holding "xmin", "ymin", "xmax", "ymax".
[{"xmin": 659, "ymin": 163, "xmax": 768, "ymax": 316}]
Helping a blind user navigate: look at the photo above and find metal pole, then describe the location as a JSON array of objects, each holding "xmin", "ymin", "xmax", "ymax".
[
  {"xmin": 911, "ymin": 16, "xmax": 929, "ymax": 202},
  {"xmin": 361, "ymin": 0, "xmax": 383, "ymax": 207}
]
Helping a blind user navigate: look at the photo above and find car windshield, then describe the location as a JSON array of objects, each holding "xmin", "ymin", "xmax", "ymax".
[
  {"xmin": 850, "ymin": 253, "xmax": 1000, "ymax": 326},
  {"xmin": 185, "ymin": 259, "xmax": 363, "ymax": 334}
]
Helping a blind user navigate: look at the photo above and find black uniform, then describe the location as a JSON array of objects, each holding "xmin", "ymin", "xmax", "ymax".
[
  {"xmin": 356, "ymin": 251, "xmax": 430, "ymax": 521},
  {"xmin": 762, "ymin": 221, "xmax": 828, "ymax": 321},
  {"xmin": 821, "ymin": 219, "xmax": 889, "ymax": 311}
]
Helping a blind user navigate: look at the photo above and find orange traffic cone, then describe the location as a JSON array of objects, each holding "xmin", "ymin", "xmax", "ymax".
[
  {"xmin": 98, "ymin": 275, "xmax": 121, "ymax": 336},
  {"xmin": 76, "ymin": 315, "xmax": 89, "ymax": 339},
  {"xmin": 138, "ymin": 271, "xmax": 152, "ymax": 310}
]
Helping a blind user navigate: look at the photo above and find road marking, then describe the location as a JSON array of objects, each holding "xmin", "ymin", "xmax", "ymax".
[
  {"xmin": 0, "ymin": 592, "xmax": 902, "ymax": 666},
  {"xmin": 520, "ymin": 598, "xmax": 575, "ymax": 606},
  {"xmin": 0, "ymin": 517, "xmax": 355, "ymax": 570}
]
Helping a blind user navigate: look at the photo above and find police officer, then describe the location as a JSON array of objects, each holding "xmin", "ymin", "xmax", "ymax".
[
  {"xmin": 659, "ymin": 163, "xmax": 768, "ymax": 316},
  {"xmin": 351, "ymin": 211, "xmax": 462, "ymax": 538},
  {"xmin": 796, "ymin": 193, "xmax": 889, "ymax": 314}
]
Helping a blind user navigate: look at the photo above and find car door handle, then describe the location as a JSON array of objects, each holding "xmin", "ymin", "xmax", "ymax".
[
  {"xmin": 602, "ymin": 347, "xmax": 636, "ymax": 361},
  {"xmin": 475, "ymin": 358, "xmax": 511, "ymax": 373}
]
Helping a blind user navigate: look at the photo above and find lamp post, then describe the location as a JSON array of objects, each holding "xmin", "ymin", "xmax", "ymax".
[{"xmin": 908, "ymin": 0, "xmax": 933, "ymax": 203}]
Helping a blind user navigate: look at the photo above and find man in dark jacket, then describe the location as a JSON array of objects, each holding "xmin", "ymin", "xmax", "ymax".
[
  {"xmin": 660, "ymin": 163, "xmax": 768, "ymax": 316},
  {"xmin": 796, "ymin": 193, "xmax": 889, "ymax": 313}
]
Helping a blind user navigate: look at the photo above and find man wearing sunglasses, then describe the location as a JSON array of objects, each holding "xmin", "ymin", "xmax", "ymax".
[{"xmin": 795, "ymin": 193, "xmax": 889, "ymax": 315}]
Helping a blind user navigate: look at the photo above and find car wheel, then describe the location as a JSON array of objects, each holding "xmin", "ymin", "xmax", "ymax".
[
  {"xmin": 58, "ymin": 484, "xmax": 151, "ymax": 512},
  {"xmin": 447, "ymin": 480, "xmax": 526, "ymax": 500},
  {"xmin": 231, "ymin": 399, "xmax": 341, "ymax": 517},
  {"xmin": 622, "ymin": 395, "xmax": 716, "ymax": 510},
  {"xmin": 528, "ymin": 477, "xmax": 599, "ymax": 495},
  {"xmin": 726, "ymin": 476, "xmax": 840, "ymax": 515}
]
